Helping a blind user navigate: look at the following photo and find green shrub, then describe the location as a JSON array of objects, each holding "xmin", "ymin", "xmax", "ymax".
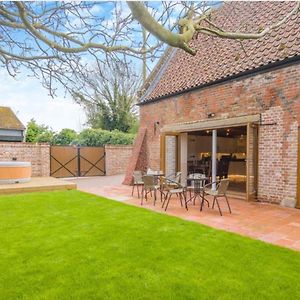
[
  {"xmin": 25, "ymin": 119, "xmax": 54, "ymax": 143},
  {"xmin": 52, "ymin": 128, "xmax": 78, "ymax": 145},
  {"xmin": 76, "ymin": 128, "xmax": 135, "ymax": 146}
]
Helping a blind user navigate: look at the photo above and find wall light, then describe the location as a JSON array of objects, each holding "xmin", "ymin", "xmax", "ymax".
[
  {"xmin": 207, "ymin": 112, "xmax": 215, "ymax": 118},
  {"xmin": 154, "ymin": 121, "xmax": 160, "ymax": 134}
]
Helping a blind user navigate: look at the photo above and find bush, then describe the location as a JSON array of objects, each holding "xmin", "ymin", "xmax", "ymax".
[
  {"xmin": 25, "ymin": 119, "xmax": 54, "ymax": 143},
  {"xmin": 52, "ymin": 129, "xmax": 78, "ymax": 145},
  {"xmin": 76, "ymin": 128, "xmax": 135, "ymax": 146}
]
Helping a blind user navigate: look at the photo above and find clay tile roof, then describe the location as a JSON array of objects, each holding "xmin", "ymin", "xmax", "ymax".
[
  {"xmin": 0, "ymin": 106, "xmax": 25, "ymax": 130},
  {"xmin": 141, "ymin": 1, "xmax": 300, "ymax": 103}
]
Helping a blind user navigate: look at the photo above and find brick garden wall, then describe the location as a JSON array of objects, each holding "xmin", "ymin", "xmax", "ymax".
[
  {"xmin": 105, "ymin": 145, "xmax": 133, "ymax": 176},
  {"xmin": 135, "ymin": 61, "xmax": 300, "ymax": 207},
  {"xmin": 0, "ymin": 142, "xmax": 50, "ymax": 177}
]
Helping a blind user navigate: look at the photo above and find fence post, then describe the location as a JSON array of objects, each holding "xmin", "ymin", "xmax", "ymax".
[{"xmin": 77, "ymin": 146, "xmax": 81, "ymax": 177}]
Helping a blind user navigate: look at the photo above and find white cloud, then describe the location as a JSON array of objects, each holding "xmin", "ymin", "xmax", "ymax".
[{"xmin": 0, "ymin": 71, "xmax": 86, "ymax": 132}]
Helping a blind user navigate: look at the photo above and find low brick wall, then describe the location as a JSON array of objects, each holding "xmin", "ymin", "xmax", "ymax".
[
  {"xmin": 105, "ymin": 145, "xmax": 133, "ymax": 176},
  {"xmin": 0, "ymin": 142, "xmax": 50, "ymax": 177}
]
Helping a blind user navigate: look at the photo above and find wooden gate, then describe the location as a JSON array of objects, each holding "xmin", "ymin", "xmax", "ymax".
[{"xmin": 50, "ymin": 146, "xmax": 105, "ymax": 178}]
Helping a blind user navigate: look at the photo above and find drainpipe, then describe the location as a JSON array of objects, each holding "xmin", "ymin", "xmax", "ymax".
[{"xmin": 212, "ymin": 129, "xmax": 217, "ymax": 191}]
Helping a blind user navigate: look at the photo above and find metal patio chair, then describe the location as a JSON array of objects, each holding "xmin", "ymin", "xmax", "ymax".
[
  {"xmin": 160, "ymin": 176, "xmax": 177, "ymax": 200},
  {"xmin": 202, "ymin": 179, "xmax": 231, "ymax": 216},
  {"xmin": 166, "ymin": 171, "xmax": 182, "ymax": 188},
  {"xmin": 162, "ymin": 179, "xmax": 188, "ymax": 212},
  {"xmin": 141, "ymin": 175, "xmax": 161, "ymax": 206},
  {"xmin": 131, "ymin": 170, "xmax": 144, "ymax": 198}
]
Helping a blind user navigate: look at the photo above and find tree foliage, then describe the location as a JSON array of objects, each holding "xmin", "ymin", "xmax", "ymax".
[
  {"xmin": 52, "ymin": 128, "xmax": 78, "ymax": 146},
  {"xmin": 25, "ymin": 119, "xmax": 134, "ymax": 146},
  {"xmin": 76, "ymin": 128, "xmax": 135, "ymax": 147},
  {"xmin": 73, "ymin": 58, "xmax": 140, "ymax": 133},
  {"xmin": 25, "ymin": 119, "xmax": 54, "ymax": 143},
  {"xmin": 0, "ymin": 1, "xmax": 298, "ymax": 96}
]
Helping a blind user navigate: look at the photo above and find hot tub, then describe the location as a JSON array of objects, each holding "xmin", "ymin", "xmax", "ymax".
[{"xmin": 0, "ymin": 161, "xmax": 32, "ymax": 184}]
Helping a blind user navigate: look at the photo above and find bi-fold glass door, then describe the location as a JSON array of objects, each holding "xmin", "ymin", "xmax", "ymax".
[{"xmin": 161, "ymin": 124, "xmax": 258, "ymax": 201}]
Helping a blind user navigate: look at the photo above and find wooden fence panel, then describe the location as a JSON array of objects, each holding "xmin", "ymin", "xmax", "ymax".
[
  {"xmin": 79, "ymin": 147, "xmax": 105, "ymax": 177},
  {"xmin": 50, "ymin": 146, "xmax": 78, "ymax": 177},
  {"xmin": 50, "ymin": 146, "xmax": 105, "ymax": 178}
]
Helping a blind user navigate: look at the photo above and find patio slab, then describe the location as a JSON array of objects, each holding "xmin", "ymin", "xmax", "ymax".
[{"xmin": 69, "ymin": 175, "xmax": 300, "ymax": 252}]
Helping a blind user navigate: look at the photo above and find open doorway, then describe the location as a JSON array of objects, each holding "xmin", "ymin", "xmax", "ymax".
[{"xmin": 187, "ymin": 126, "xmax": 247, "ymax": 197}]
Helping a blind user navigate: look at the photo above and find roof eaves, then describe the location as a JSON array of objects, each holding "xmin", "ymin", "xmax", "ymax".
[
  {"xmin": 0, "ymin": 127, "xmax": 25, "ymax": 131},
  {"xmin": 139, "ymin": 54, "xmax": 300, "ymax": 106}
]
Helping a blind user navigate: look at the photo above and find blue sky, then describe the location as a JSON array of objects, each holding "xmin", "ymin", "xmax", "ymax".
[
  {"xmin": 0, "ymin": 1, "xmax": 221, "ymax": 132},
  {"xmin": 1, "ymin": 65, "xmax": 138, "ymax": 133},
  {"xmin": 0, "ymin": 70, "xmax": 87, "ymax": 132}
]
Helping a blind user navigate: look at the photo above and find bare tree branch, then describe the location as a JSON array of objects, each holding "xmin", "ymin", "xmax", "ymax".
[
  {"xmin": 0, "ymin": 1, "xmax": 298, "ymax": 97},
  {"xmin": 128, "ymin": 1, "xmax": 300, "ymax": 55}
]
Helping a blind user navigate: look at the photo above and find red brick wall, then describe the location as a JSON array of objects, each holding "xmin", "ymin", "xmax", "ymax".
[
  {"xmin": 105, "ymin": 145, "xmax": 133, "ymax": 176},
  {"xmin": 138, "ymin": 62, "xmax": 300, "ymax": 206},
  {"xmin": 123, "ymin": 128, "xmax": 147, "ymax": 185},
  {"xmin": 0, "ymin": 142, "xmax": 50, "ymax": 177}
]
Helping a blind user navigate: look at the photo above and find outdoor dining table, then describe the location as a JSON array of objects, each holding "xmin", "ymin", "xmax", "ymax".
[
  {"xmin": 186, "ymin": 177, "xmax": 209, "ymax": 208},
  {"xmin": 148, "ymin": 171, "xmax": 165, "ymax": 183},
  {"xmin": 150, "ymin": 171, "xmax": 165, "ymax": 177}
]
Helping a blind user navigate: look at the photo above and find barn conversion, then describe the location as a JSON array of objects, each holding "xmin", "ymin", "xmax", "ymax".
[{"xmin": 124, "ymin": 1, "xmax": 300, "ymax": 208}]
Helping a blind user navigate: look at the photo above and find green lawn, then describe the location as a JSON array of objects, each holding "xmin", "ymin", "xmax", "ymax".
[{"xmin": 0, "ymin": 190, "xmax": 299, "ymax": 300}]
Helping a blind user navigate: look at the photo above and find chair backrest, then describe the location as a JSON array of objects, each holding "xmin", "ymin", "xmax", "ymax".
[
  {"xmin": 147, "ymin": 168, "xmax": 153, "ymax": 175},
  {"xmin": 133, "ymin": 171, "xmax": 143, "ymax": 183},
  {"xmin": 188, "ymin": 173, "xmax": 205, "ymax": 179},
  {"xmin": 188, "ymin": 173, "xmax": 206, "ymax": 189},
  {"xmin": 142, "ymin": 175, "xmax": 157, "ymax": 188},
  {"xmin": 188, "ymin": 173, "xmax": 205, "ymax": 188},
  {"xmin": 217, "ymin": 179, "xmax": 230, "ymax": 195},
  {"xmin": 161, "ymin": 176, "xmax": 176, "ymax": 191},
  {"xmin": 174, "ymin": 171, "xmax": 181, "ymax": 183},
  {"xmin": 193, "ymin": 179, "xmax": 203, "ymax": 192}
]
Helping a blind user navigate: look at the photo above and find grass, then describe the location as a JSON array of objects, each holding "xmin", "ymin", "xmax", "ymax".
[{"xmin": 0, "ymin": 190, "xmax": 299, "ymax": 300}]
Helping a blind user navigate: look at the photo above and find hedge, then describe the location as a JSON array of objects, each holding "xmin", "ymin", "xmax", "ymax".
[{"xmin": 75, "ymin": 128, "xmax": 135, "ymax": 146}]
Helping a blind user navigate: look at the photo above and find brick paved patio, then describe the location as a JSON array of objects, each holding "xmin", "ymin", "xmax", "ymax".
[{"xmin": 68, "ymin": 175, "xmax": 300, "ymax": 252}]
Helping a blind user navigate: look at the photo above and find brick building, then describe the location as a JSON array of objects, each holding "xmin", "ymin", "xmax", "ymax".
[{"xmin": 124, "ymin": 2, "xmax": 300, "ymax": 208}]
